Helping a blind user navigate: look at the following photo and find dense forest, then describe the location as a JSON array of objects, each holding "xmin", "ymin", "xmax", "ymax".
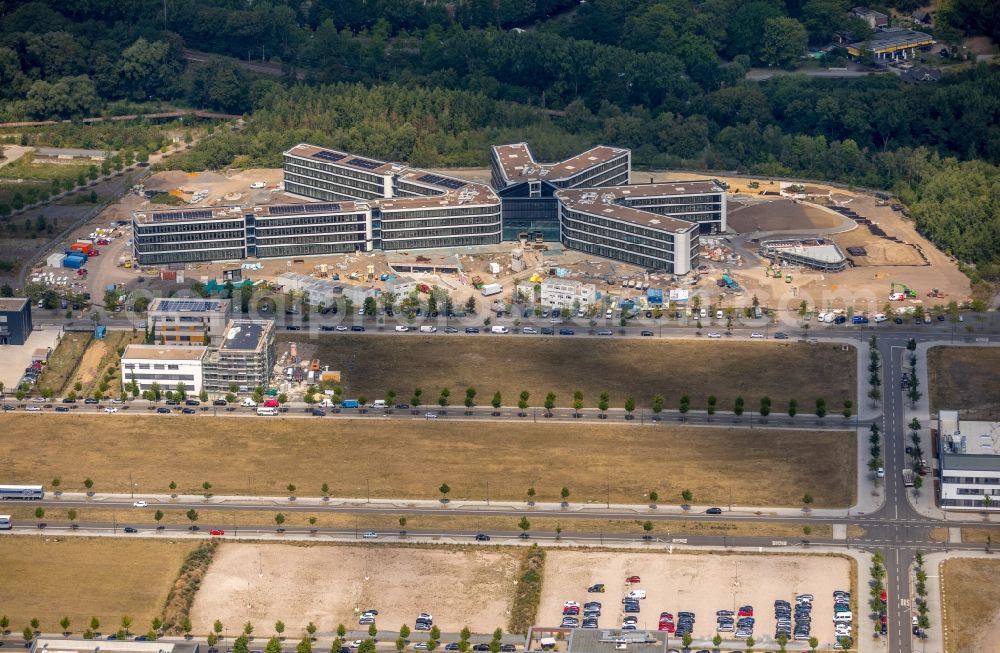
[{"xmin": 0, "ymin": 0, "xmax": 998, "ymax": 278}]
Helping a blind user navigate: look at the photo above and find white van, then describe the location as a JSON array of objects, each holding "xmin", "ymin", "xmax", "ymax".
[
  {"xmin": 419, "ymin": 325, "xmax": 437, "ymax": 333},
  {"xmin": 605, "ymin": 309, "xmax": 613, "ymax": 319},
  {"xmin": 491, "ymin": 325, "xmax": 509, "ymax": 334},
  {"xmin": 241, "ymin": 398, "xmax": 257, "ymax": 407},
  {"xmin": 699, "ymin": 308, "xmax": 707, "ymax": 319},
  {"xmin": 256, "ymin": 406, "xmax": 278, "ymax": 416},
  {"xmin": 369, "ymin": 399, "xmax": 387, "ymax": 408},
  {"xmin": 874, "ymin": 313, "xmax": 887, "ymax": 322},
  {"xmin": 716, "ymin": 310, "xmax": 724, "ymax": 320}
]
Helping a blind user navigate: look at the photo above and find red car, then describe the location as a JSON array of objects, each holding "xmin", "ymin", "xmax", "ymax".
[
  {"xmin": 626, "ymin": 575, "xmax": 641, "ymax": 584},
  {"xmin": 659, "ymin": 612, "xmax": 673, "ymax": 621},
  {"xmin": 562, "ymin": 607, "xmax": 580, "ymax": 615},
  {"xmin": 738, "ymin": 606, "xmax": 753, "ymax": 617},
  {"xmin": 209, "ymin": 529, "xmax": 225, "ymax": 536},
  {"xmin": 658, "ymin": 622, "xmax": 675, "ymax": 633},
  {"xmin": 879, "ymin": 614, "xmax": 887, "ymax": 625},
  {"xmin": 879, "ymin": 590, "xmax": 888, "ymax": 602}
]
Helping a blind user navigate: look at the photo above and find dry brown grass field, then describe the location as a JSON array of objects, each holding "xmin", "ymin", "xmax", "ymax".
[
  {"xmin": 928, "ymin": 347, "xmax": 1000, "ymax": 419},
  {"xmin": 290, "ymin": 335, "xmax": 856, "ymax": 412},
  {"xmin": 941, "ymin": 558, "xmax": 1000, "ymax": 653},
  {"xmin": 0, "ymin": 537, "xmax": 195, "ymax": 632},
  {"xmin": 1, "ymin": 415, "xmax": 855, "ymax": 507}
]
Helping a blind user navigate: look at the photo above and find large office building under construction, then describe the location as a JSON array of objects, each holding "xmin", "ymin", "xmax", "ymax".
[{"xmin": 132, "ymin": 143, "xmax": 727, "ymax": 274}]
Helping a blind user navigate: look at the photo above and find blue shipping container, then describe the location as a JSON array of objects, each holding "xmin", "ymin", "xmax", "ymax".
[
  {"xmin": 646, "ymin": 288, "xmax": 664, "ymax": 305},
  {"xmin": 340, "ymin": 399, "xmax": 360, "ymax": 408},
  {"xmin": 63, "ymin": 256, "xmax": 84, "ymax": 269}
]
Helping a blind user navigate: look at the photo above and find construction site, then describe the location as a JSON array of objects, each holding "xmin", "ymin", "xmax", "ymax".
[{"xmin": 25, "ymin": 157, "xmax": 973, "ymax": 327}]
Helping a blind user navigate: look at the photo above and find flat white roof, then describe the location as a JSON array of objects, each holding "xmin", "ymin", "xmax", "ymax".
[{"xmin": 122, "ymin": 344, "xmax": 209, "ymax": 362}]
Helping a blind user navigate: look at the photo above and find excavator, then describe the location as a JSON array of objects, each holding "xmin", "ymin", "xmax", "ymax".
[
  {"xmin": 926, "ymin": 288, "xmax": 946, "ymax": 298},
  {"xmin": 889, "ymin": 282, "xmax": 917, "ymax": 301}
]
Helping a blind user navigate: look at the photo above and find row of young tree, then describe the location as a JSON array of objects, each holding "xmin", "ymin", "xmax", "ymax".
[{"xmin": 307, "ymin": 384, "xmax": 853, "ymax": 419}]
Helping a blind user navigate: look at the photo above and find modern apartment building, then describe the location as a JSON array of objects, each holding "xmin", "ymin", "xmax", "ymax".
[
  {"xmin": 202, "ymin": 319, "xmax": 276, "ymax": 394},
  {"xmin": 121, "ymin": 344, "xmax": 208, "ymax": 393},
  {"xmin": 147, "ymin": 298, "xmax": 233, "ymax": 346},
  {"xmin": 490, "ymin": 143, "xmax": 630, "ymax": 242}
]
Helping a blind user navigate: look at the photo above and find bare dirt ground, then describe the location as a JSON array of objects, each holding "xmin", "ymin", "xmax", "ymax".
[
  {"xmin": 70, "ymin": 336, "xmax": 109, "ymax": 391},
  {"xmin": 0, "ymin": 536, "xmax": 195, "ymax": 630},
  {"xmin": 832, "ymin": 228, "xmax": 925, "ymax": 267},
  {"xmin": 942, "ymin": 558, "xmax": 1000, "ymax": 653},
  {"xmin": 728, "ymin": 200, "xmax": 844, "ymax": 233},
  {"xmin": 191, "ymin": 543, "xmax": 520, "ymax": 635},
  {"xmin": 928, "ymin": 346, "xmax": 1000, "ymax": 419},
  {"xmin": 539, "ymin": 550, "xmax": 852, "ymax": 646}
]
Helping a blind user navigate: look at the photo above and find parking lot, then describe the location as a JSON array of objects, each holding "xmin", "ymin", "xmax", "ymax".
[
  {"xmin": 191, "ymin": 543, "xmax": 520, "ymax": 635},
  {"xmin": 538, "ymin": 551, "xmax": 851, "ymax": 647}
]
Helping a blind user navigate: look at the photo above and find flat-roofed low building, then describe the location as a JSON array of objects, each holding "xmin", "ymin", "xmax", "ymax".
[
  {"xmin": 31, "ymin": 639, "xmax": 198, "ymax": 653},
  {"xmin": 517, "ymin": 278, "xmax": 596, "ymax": 310},
  {"xmin": 202, "ymin": 319, "xmax": 275, "ymax": 394},
  {"xmin": 527, "ymin": 628, "xmax": 667, "ymax": 653},
  {"xmin": 848, "ymin": 28, "xmax": 934, "ymax": 61},
  {"xmin": 121, "ymin": 344, "xmax": 208, "ymax": 393},
  {"xmin": 0, "ymin": 297, "xmax": 32, "ymax": 345},
  {"xmin": 758, "ymin": 238, "xmax": 847, "ymax": 271},
  {"xmin": 148, "ymin": 297, "xmax": 233, "ymax": 346},
  {"xmin": 939, "ymin": 410, "xmax": 1000, "ymax": 511}
]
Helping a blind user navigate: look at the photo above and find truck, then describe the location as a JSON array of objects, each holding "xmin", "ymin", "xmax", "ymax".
[
  {"xmin": 256, "ymin": 406, "xmax": 278, "ymax": 416},
  {"xmin": 491, "ymin": 325, "xmax": 510, "ymax": 334},
  {"xmin": 902, "ymin": 469, "xmax": 914, "ymax": 487},
  {"xmin": 340, "ymin": 399, "xmax": 360, "ymax": 408},
  {"xmin": 419, "ymin": 325, "xmax": 437, "ymax": 333},
  {"xmin": 480, "ymin": 283, "xmax": 503, "ymax": 297}
]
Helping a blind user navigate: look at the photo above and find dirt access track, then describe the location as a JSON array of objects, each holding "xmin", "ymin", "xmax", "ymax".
[
  {"xmin": 0, "ymin": 414, "xmax": 856, "ymax": 507},
  {"xmin": 540, "ymin": 550, "xmax": 853, "ymax": 647},
  {"xmin": 292, "ymin": 336, "xmax": 856, "ymax": 413},
  {"xmin": 191, "ymin": 543, "xmax": 519, "ymax": 636}
]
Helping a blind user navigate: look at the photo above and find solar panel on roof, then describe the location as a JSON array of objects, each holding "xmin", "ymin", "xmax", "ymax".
[
  {"xmin": 268, "ymin": 205, "xmax": 306, "ymax": 215},
  {"xmin": 150, "ymin": 210, "xmax": 214, "ymax": 222},
  {"xmin": 156, "ymin": 300, "xmax": 221, "ymax": 312},
  {"xmin": 307, "ymin": 203, "xmax": 342, "ymax": 213},
  {"xmin": 348, "ymin": 158, "xmax": 382, "ymax": 170},
  {"xmin": 313, "ymin": 150, "xmax": 346, "ymax": 162},
  {"xmin": 416, "ymin": 173, "xmax": 466, "ymax": 190}
]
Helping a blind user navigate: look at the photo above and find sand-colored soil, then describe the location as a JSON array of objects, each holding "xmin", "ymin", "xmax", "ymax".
[
  {"xmin": 539, "ymin": 551, "xmax": 852, "ymax": 646},
  {"xmin": 191, "ymin": 543, "xmax": 520, "ymax": 635},
  {"xmin": 728, "ymin": 200, "xmax": 844, "ymax": 234}
]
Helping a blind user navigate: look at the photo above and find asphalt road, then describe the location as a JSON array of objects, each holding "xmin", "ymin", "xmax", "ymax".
[{"xmin": 6, "ymin": 328, "xmax": 1000, "ymax": 653}]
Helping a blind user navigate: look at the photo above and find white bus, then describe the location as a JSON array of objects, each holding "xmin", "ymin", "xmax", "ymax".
[
  {"xmin": 0, "ymin": 515, "xmax": 11, "ymax": 530},
  {"xmin": 256, "ymin": 406, "xmax": 278, "ymax": 416},
  {"xmin": 0, "ymin": 485, "xmax": 44, "ymax": 500}
]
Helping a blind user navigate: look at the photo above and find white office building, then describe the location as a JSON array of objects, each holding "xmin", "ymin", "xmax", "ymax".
[
  {"xmin": 517, "ymin": 278, "xmax": 597, "ymax": 311},
  {"xmin": 121, "ymin": 344, "xmax": 208, "ymax": 393},
  {"xmin": 938, "ymin": 409, "xmax": 1000, "ymax": 510}
]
